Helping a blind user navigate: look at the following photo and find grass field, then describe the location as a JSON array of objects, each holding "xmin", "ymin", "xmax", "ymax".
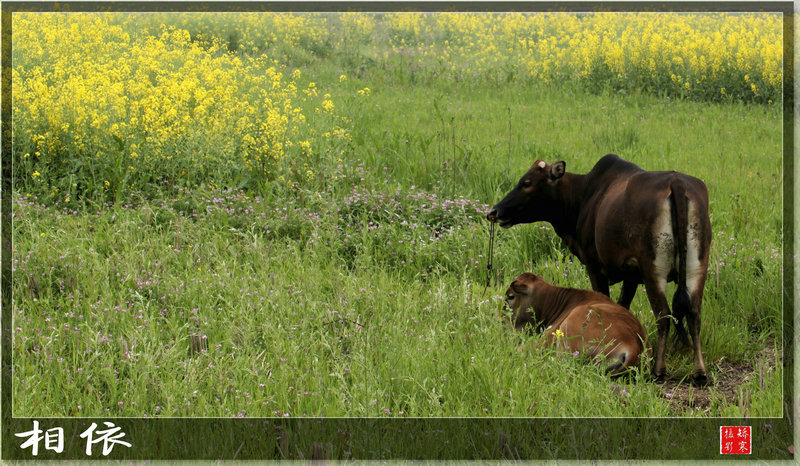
[{"xmin": 11, "ymin": 12, "xmax": 785, "ymax": 422}]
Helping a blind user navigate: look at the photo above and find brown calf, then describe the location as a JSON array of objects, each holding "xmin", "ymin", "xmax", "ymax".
[{"xmin": 505, "ymin": 273, "xmax": 648, "ymax": 376}]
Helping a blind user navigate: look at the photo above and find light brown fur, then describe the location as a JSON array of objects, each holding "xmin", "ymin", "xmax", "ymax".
[{"xmin": 505, "ymin": 273, "xmax": 649, "ymax": 376}]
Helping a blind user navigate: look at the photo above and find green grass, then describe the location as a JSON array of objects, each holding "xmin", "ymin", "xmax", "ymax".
[
  {"xmin": 12, "ymin": 85, "xmax": 783, "ymax": 418},
  {"xmin": 11, "ymin": 15, "xmax": 785, "ymax": 421}
]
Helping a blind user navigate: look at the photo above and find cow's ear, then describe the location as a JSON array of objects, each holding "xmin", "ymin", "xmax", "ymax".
[{"xmin": 549, "ymin": 161, "xmax": 566, "ymax": 180}]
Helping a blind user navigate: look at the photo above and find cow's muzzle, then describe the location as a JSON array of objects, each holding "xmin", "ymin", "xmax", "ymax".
[{"xmin": 487, "ymin": 208, "xmax": 514, "ymax": 228}]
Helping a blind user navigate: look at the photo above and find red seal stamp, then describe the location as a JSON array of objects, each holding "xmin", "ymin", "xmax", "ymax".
[{"xmin": 720, "ymin": 426, "xmax": 751, "ymax": 454}]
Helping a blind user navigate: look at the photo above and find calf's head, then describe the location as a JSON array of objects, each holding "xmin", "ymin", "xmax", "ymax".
[
  {"xmin": 486, "ymin": 159, "xmax": 566, "ymax": 227},
  {"xmin": 504, "ymin": 272, "xmax": 543, "ymax": 331}
]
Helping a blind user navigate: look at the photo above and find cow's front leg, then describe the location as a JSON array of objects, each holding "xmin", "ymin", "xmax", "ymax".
[
  {"xmin": 617, "ymin": 280, "xmax": 638, "ymax": 309},
  {"xmin": 587, "ymin": 268, "xmax": 610, "ymax": 297}
]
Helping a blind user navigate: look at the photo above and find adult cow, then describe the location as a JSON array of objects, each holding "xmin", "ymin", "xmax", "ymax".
[{"xmin": 487, "ymin": 154, "xmax": 711, "ymax": 384}]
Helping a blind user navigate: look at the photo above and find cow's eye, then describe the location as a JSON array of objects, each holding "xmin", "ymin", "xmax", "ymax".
[
  {"xmin": 507, "ymin": 294, "xmax": 515, "ymax": 301},
  {"xmin": 521, "ymin": 179, "xmax": 532, "ymax": 188}
]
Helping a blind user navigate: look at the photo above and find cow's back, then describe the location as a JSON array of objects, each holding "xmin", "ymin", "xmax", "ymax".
[{"xmin": 580, "ymin": 162, "xmax": 709, "ymax": 285}]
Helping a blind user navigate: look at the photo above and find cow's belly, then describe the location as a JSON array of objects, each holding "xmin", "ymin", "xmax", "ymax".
[
  {"xmin": 603, "ymin": 258, "xmax": 645, "ymax": 285},
  {"xmin": 594, "ymin": 223, "xmax": 646, "ymax": 282},
  {"xmin": 594, "ymin": 192, "xmax": 671, "ymax": 285}
]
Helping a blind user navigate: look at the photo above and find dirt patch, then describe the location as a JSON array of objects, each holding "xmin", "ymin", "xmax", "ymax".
[{"xmin": 659, "ymin": 346, "xmax": 781, "ymax": 415}]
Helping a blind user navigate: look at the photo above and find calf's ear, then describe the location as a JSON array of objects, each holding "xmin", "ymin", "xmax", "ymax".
[
  {"xmin": 549, "ymin": 161, "xmax": 566, "ymax": 180},
  {"xmin": 511, "ymin": 280, "xmax": 530, "ymax": 294}
]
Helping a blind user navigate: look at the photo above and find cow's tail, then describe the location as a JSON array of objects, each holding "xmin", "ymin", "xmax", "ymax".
[{"xmin": 669, "ymin": 178, "xmax": 692, "ymax": 347}]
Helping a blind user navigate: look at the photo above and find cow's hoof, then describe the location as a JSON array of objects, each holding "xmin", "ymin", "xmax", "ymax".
[
  {"xmin": 692, "ymin": 372, "xmax": 709, "ymax": 387},
  {"xmin": 651, "ymin": 372, "xmax": 666, "ymax": 384}
]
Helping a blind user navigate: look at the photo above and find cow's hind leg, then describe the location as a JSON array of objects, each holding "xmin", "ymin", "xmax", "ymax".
[
  {"xmin": 687, "ymin": 288, "xmax": 708, "ymax": 386},
  {"xmin": 643, "ymin": 278, "xmax": 671, "ymax": 381}
]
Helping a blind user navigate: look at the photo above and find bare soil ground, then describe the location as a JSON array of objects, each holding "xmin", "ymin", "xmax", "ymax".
[{"xmin": 658, "ymin": 345, "xmax": 781, "ymax": 415}]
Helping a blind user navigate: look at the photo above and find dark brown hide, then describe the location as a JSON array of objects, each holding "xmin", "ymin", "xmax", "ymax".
[
  {"xmin": 505, "ymin": 273, "xmax": 649, "ymax": 376},
  {"xmin": 488, "ymin": 154, "xmax": 711, "ymax": 383}
]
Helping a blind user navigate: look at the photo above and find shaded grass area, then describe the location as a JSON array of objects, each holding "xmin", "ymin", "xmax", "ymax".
[{"xmin": 2, "ymin": 414, "xmax": 793, "ymax": 460}]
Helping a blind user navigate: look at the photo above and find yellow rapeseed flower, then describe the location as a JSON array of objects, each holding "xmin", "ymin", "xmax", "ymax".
[{"xmin": 14, "ymin": 12, "xmax": 343, "ymax": 189}]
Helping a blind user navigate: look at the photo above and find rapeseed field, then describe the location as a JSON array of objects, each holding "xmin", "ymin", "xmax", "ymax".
[{"xmin": 13, "ymin": 12, "xmax": 782, "ymax": 205}]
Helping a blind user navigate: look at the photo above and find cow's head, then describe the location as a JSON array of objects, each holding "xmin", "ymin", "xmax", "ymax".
[
  {"xmin": 504, "ymin": 272, "xmax": 541, "ymax": 332},
  {"xmin": 486, "ymin": 159, "xmax": 566, "ymax": 228}
]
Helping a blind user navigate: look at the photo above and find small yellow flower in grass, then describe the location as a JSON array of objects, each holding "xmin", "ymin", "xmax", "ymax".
[
  {"xmin": 304, "ymin": 82, "xmax": 318, "ymax": 97},
  {"xmin": 339, "ymin": 74, "xmax": 347, "ymax": 82},
  {"xmin": 31, "ymin": 171, "xmax": 40, "ymax": 179},
  {"xmin": 554, "ymin": 329, "xmax": 565, "ymax": 338},
  {"xmin": 64, "ymin": 196, "xmax": 70, "ymax": 203},
  {"xmin": 40, "ymin": 233, "xmax": 45, "ymax": 237}
]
